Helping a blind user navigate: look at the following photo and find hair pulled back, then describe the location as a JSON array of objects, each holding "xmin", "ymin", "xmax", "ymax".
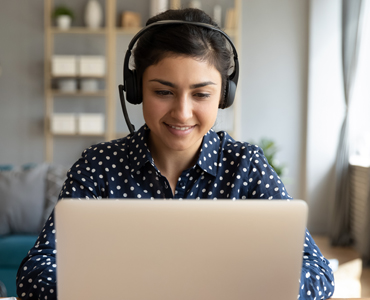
[{"xmin": 133, "ymin": 8, "xmax": 233, "ymax": 105}]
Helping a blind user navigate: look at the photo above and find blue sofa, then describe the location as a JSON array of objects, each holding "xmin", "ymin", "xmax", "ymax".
[
  {"xmin": 0, "ymin": 163, "xmax": 68, "ymax": 297},
  {"xmin": 0, "ymin": 235, "xmax": 38, "ymax": 296}
]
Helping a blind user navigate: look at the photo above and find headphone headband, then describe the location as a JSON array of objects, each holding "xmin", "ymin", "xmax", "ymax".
[
  {"xmin": 127, "ymin": 20, "xmax": 238, "ymax": 59},
  {"xmin": 119, "ymin": 19, "xmax": 239, "ymax": 133}
]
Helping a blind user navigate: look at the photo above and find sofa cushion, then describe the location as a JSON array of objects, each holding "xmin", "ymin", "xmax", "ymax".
[
  {"xmin": 0, "ymin": 164, "xmax": 48, "ymax": 235},
  {"xmin": 0, "ymin": 235, "xmax": 39, "ymax": 297},
  {"xmin": 0, "ymin": 235, "xmax": 38, "ymax": 267},
  {"xmin": 0, "ymin": 165, "xmax": 13, "ymax": 171},
  {"xmin": 43, "ymin": 164, "xmax": 69, "ymax": 222}
]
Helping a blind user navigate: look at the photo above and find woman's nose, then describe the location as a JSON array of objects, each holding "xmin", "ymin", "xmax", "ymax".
[{"xmin": 171, "ymin": 95, "xmax": 193, "ymax": 122}]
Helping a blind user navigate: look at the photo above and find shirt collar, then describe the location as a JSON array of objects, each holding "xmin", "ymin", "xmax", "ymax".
[
  {"xmin": 196, "ymin": 129, "xmax": 220, "ymax": 177},
  {"xmin": 127, "ymin": 125, "xmax": 220, "ymax": 177},
  {"xmin": 128, "ymin": 125, "xmax": 155, "ymax": 173}
]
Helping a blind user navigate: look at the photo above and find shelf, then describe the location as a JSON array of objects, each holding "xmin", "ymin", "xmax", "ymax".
[
  {"xmin": 51, "ymin": 27, "xmax": 145, "ymax": 35},
  {"xmin": 50, "ymin": 90, "xmax": 106, "ymax": 97},
  {"xmin": 51, "ymin": 75, "xmax": 107, "ymax": 79},
  {"xmin": 51, "ymin": 132, "xmax": 105, "ymax": 137},
  {"xmin": 224, "ymin": 29, "xmax": 237, "ymax": 38},
  {"xmin": 51, "ymin": 27, "xmax": 107, "ymax": 34},
  {"xmin": 115, "ymin": 27, "xmax": 142, "ymax": 35}
]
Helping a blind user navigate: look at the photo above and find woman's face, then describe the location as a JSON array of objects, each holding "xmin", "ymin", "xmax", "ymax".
[{"xmin": 142, "ymin": 55, "xmax": 222, "ymax": 157}]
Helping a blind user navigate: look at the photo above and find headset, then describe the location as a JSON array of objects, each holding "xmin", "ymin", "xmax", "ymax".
[{"xmin": 118, "ymin": 20, "xmax": 239, "ymax": 133}]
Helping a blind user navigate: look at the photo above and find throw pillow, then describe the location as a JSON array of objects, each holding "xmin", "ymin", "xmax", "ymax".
[
  {"xmin": 0, "ymin": 165, "xmax": 13, "ymax": 171},
  {"xmin": 43, "ymin": 164, "xmax": 69, "ymax": 223},
  {"xmin": 0, "ymin": 163, "xmax": 48, "ymax": 235}
]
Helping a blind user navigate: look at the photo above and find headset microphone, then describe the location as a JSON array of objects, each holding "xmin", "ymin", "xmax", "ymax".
[{"xmin": 118, "ymin": 84, "xmax": 135, "ymax": 133}]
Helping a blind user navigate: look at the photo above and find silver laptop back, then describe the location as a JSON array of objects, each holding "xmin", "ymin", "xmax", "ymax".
[{"xmin": 55, "ymin": 199, "xmax": 308, "ymax": 300}]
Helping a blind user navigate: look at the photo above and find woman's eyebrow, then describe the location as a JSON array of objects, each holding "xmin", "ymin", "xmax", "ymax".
[
  {"xmin": 149, "ymin": 79, "xmax": 176, "ymax": 87},
  {"xmin": 149, "ymin": 79, "xmax": 216, "ymax": 89},
  {"xmin": 190, "ymin": 81, "xmax": 216, "ymax": 89}
]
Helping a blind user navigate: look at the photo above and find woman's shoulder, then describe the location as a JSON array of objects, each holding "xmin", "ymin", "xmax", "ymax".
[
  {"xmin": 214, "ymin": 130, "xmax": 264, "ymax": 159},
  {"xmin": 82, "ymin": 135, "xmax": 130, "ymax": 157},
  {"xmin": 82, "ymin": 125, "xmax": 148, "ymax": 158}
]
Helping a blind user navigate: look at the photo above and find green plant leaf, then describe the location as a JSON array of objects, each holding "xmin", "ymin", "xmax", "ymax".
[
  {"xmin": 250, "ymin": 138, "xmax": 286, "ymax": 177},
  {"xmin": 52, "ymin": 5, "xmax": 74, "ymax": 20}
]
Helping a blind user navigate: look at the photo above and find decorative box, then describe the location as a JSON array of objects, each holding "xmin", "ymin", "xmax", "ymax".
[
  {"xmin": 80, "ymin": 78, "xmax": 99, "ymax": 92},
  {"xmin": 78, "ymin": 113, "xmax": 105, "ymax": 134},
  {"xmin": 57, "ymin": 78, "xmax": 77, "ymax": 92},
  {"xmin": 78, "ymin": 56, "xmax": 106, "ymax": 77},
  {"xmin": 51, "ymin": 114, "xmax": 76, "ymax": 134},
  {"xmin": 121, "ymin": 11, "xmax": 141, "ymax": 28},
  {"xmin": 51, "ymin": 55, "xmax": 78, "ymax": 77}
]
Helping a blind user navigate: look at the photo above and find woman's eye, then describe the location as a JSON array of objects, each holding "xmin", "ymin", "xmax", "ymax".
[
  {"xmin": 194, "ymin": 93, "xmax": 211, "ymax": 99},
  {"xmin": 155, "ymin": 90, "xmax": 172, "ymax": 96}
]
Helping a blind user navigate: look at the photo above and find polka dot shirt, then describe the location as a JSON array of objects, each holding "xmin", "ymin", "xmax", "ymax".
[{"xmin": 16, "ymin": 125, "xmax": 334, "ymax": 299}]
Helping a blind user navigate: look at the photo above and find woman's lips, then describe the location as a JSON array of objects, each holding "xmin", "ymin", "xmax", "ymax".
[{"xmin": 165, "ymin": 123, "xmax": 195, "ymax": 134}]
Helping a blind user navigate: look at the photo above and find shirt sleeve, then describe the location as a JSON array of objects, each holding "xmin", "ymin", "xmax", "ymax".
[
  {"xmin": 245, "ymin": 145, "xmax": 292, "ymax": 200},
  {"xmin": 59, "ymin": 154, "xmax": 103, "ymax": 199},
  {"xmin": 16, "ymin": 212, "xmax": 57, "ymax": 300},
  {"xmin": 246, "ymin": 146, "xmax": 335, "ymax": 299},
  {"xmin": 299, "ymin": 230, "xmax": 335, "ymax": 299}
]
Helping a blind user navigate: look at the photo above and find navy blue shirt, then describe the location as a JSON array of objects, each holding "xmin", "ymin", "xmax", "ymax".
[{"xmin": 17, "ymin": 125, "xmax": 335, "ymax": 299}]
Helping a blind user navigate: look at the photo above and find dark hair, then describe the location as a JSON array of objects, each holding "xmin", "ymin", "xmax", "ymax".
[{"xmin": 133, "ymin": 8, "xmax": 233, "ymax": 105}]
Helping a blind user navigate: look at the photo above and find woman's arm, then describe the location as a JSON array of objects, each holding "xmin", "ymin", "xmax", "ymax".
[
  {"xmin": 245, "ymin": 146, "xmax": 335, "ymax": 299},
  {"xmin": 16, "ymin": 212, "xmax": 57, "ymax": 299},
  {"xmin": 299, "ymin": 230, "xmax": 335, "ymax": 299}
]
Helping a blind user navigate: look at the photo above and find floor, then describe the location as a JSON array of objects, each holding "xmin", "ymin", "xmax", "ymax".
[{"xmin": 313, "ymin": 235, "xmax": 370, "ymax": 298}]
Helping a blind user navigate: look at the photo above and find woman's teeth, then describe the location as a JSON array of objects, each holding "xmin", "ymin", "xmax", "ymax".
[{"xmin": 170, "ymin": 125, "xmax": 191, "ymax": 131}]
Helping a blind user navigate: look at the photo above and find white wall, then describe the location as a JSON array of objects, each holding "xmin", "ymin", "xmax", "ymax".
[
  {"xmin": 306, "ymin": 0, "xmax": 345, "ymax": 234},
  {"xmin": 238, "ymin": 0, "xmax": 345, "ymax": 234},
  {"xmin": 0, "ymin": 1, "xmax": 45, "ymax": 165},
  {"xmin": 239, "ymin": 0, "xmax": 309, "ymax": 201}
]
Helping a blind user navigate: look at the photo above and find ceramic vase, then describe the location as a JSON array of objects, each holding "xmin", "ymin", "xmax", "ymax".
[
  {"xmin": 189, "ymin": 0, "xmax": 201, "ymax": 9},
  {"xmin": 150, "ymin": 0, "xmax": 168, "ymax": 17},
  {"xmin": 213, "ymin": 5, "xmax": 222, "ymax": 27},
  {"xmin": 84, "ymin": 0, "xmax": 103, "ymax": 29},
  {"xmin": 56, "ymin": 15, "xmax": 72, "ymax": 30}
]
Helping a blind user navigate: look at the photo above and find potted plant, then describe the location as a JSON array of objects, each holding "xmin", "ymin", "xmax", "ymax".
[
  {"xmin": 252, "ymin": 138, "xmax": 286, "ymax": 177},
  {"xmin": 53, "ymin": 5, "xmax": 74, "ymax": 30}
]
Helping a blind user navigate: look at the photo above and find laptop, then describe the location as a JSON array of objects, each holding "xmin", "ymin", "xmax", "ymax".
[{"xmin": 55, "ymin": 199, "xmax": 308, "ymax": 300}]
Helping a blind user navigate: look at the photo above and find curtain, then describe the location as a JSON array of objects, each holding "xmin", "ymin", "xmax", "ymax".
[
  {"xmin": 348, "ymin": 0, "xmax": 370, "ymax": 265},
  {"xmin": 329, "ymin": 0, "xmax": 364, "ymax": 246}
]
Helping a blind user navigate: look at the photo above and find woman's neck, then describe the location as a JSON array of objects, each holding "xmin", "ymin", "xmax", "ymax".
[{"xmin": 148, "ymin": 138, "xmax": 201, "ymax": 195}]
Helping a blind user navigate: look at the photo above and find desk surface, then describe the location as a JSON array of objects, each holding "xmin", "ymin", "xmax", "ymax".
[
  {"xmin": 0, "ymin": 297, "xmax": 370, "ymax": 300},
  {"xmin": 2, "ymin": 298, "xmax": 370, "ymax": 300}
]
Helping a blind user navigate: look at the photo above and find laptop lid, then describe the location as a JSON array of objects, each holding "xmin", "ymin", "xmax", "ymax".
[{"xmin": 55, "ymin": 199, "xmax": 308, "ymax": 300}]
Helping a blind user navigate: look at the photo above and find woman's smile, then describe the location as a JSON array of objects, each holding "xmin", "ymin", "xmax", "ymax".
[{"xmin": 167, "ymin": 124, "xmax": 194, "ymax": 131}]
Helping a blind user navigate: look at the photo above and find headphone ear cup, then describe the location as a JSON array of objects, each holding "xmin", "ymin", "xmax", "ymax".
[
  {"xmin": 220, "ymin": 79, "xmax": 236, "ymax": 109},
  {"xmin": 125, "ymin": 69, "xmax": 142, "ymax": 105},
  {"xmin": 134, "ymin": 70, "xmax": 143, "ymax": 104}
]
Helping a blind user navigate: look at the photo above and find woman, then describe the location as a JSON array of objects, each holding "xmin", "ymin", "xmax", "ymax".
[{"xmin": 17, "ymin": 8, "xmax": 334, "ymax": 300}]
